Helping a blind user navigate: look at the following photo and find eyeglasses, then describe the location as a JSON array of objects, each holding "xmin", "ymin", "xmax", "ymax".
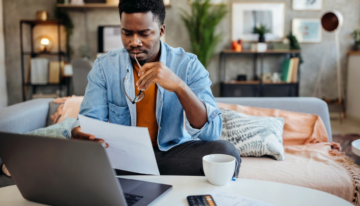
[{"xmin": 122, "ymin": 55, "xmax": 145, "ymax": 104}]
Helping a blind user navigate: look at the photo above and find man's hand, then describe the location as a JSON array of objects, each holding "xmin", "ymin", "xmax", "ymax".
[
  {"xmin": 136, "ymin": 62, "xmax": 184, "ymax": 92},
  {"xmin": 137, "ymin": 61, "xmax": 207, "ymax": 129},
  {"xmin": 71, "ymin": 126, "xmax": 109, "ymax": 148}
]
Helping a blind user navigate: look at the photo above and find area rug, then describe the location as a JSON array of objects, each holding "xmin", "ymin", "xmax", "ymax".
[{"xmin": 333, "ymin": 134, "xmax": 360, "ymax": 165}]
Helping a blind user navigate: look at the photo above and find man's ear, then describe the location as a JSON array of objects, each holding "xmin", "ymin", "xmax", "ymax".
[{"xmin": 160, "ymin": 24, "xmax": 165, "ymax": 38}]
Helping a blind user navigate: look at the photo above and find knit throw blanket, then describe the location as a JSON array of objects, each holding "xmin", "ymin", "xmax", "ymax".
[{"xmin": 218, "ymin": 103, "xmax": 360, "ymax": 205}]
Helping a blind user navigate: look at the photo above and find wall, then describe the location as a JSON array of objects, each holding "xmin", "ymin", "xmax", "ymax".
[
  {"xmin": 347, "ymin": 54, "xmax": 360, "ymax": 121},
  {"xmin": 3, "ymin": 0, "xmax": 360, "ymax": 105},
  {"xmin": 0, "ymin": 0, "xmax": 7, "ymax": 108}
]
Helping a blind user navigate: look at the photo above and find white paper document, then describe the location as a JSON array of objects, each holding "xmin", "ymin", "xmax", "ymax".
[
  {"xmin": 79, "ymin": 115, "xmax": 160, "ymax": 175},
  {"xmin": 210, "ymin": 188, "xmax": 274, "ymax": 206}
]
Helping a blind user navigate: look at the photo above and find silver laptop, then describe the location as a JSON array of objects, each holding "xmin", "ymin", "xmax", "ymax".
[{"xmin": 0, "ymin": 132, "xmax": 172, "ymax": 206}]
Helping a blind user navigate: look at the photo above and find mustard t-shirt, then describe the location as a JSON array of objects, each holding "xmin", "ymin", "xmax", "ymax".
[{"xmin": 132, "ymin": 62, "xmax": 159, "ymax": 146}]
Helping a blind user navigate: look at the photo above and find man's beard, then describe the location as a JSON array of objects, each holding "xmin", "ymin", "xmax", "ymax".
[
  {"xmin": 128, "ymin": 51, "xmax": 150, "ymax": 66},
  {"xmin": 137, "ymin": 57, "xmax": 149, "ymax": 66}
]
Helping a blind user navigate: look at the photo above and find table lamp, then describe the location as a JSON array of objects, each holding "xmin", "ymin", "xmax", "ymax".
[{"xmin": 40, "ymin": 37, "xmax": 51, "ymax": 53}]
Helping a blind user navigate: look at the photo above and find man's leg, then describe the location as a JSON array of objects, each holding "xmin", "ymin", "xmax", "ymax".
[{"xmin": 154, "ymin": 140, "xmax": 241, "ymax": 176}]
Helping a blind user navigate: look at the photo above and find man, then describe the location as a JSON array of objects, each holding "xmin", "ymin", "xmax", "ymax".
[{"xmin": 71, "ymin": 0, "xmax": 240, "ymax": 176}]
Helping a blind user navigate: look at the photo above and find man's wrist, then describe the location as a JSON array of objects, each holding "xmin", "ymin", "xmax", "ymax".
[{"xmin": 174, "ymin": 80, "xmax": 187, "ymax": 96}]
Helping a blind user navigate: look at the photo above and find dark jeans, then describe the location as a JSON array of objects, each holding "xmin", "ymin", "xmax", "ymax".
[{"xmin": 116, "ymin": 140, "xmax": 241, "ymax": 176}]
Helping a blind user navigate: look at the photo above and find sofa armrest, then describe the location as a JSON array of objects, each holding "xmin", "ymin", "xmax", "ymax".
[
  {"xmin": 216, "ymin": 97, "xmax": 332, "ymax": 142},
  {"xmin": 0, "ymin": 98, "xmax": 54, "ymax": 134}
]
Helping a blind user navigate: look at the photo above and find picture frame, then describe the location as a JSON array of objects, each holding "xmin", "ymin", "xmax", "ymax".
[
  {"xmin": 188, "ymin": 0, "xmax": 228, "ymax": 5},
  {"xmin": 231, "ymin": 2, "xmax": 285, "ymax": 42},
  {"xmin": 292, "ymin": 18, "xmax": 322, "ymax": 43},
  {"xmin": 292, "ymin": 0, "xmax": 323, "ymax": 11}
]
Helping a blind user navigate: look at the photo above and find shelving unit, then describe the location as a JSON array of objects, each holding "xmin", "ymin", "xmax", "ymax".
[
  {"xmin": 220, "ymin": 49, "xmax": 301, "ymax": 97},
  {"xmin": 56, "ymin": 3, "xmax": 171, "ymax": 9},
  {"xmin": 57, "ymin": 3, "xmax": 118, "ymax": 8},
  {"xmin": 20, "ymin": 20, "xmax": 69, "ymax": 101}
]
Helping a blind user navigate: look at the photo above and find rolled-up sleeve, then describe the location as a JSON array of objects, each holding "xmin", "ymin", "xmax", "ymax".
[
  {"xmin": 63, "ymin": 59, "xmax": 109, "ymax": 138},
  {"xmin": 184, "ymin": 56, "xmax": 222, "ymax": 141}
]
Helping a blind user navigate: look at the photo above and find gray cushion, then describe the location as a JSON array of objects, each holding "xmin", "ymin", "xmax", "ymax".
[
  {"xmin": 0, "ymin": 98, "xmax": 53, "ymax": 134},
  {"xmin": 220, "ymin": 108, "xmax": 285, "ymax": 160}
]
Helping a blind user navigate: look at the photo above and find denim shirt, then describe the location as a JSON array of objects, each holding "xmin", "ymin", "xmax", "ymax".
[{"xmin": 66, "ymin": 41, "xmax": 222, "ymax": 151}]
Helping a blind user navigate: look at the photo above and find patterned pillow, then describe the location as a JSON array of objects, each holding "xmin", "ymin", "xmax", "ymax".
[
  {"xmin": 26, "ymin": 117, "xmax": 76, "ymax": 139},
  {"xmin": 219, "ymin": 108, "xmax": 285, "ymax": 160}
]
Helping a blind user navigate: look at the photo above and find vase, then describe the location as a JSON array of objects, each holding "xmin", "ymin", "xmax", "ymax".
[{"xmin": 257, "ymin": 43, "xmax": 267, "ymax": 52}]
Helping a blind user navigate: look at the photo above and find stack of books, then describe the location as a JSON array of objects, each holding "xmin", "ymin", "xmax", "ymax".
[{"xmin": 281, "ymin": 57, "xmax": 300, "ymax": 83}]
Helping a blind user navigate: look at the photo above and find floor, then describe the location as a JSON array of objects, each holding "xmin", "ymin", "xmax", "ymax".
[
  {"xmin": 330, "ymin": 115, "xmax": 360, "ymax": 135},
  {"xmin": 330, "ymin": 115, "xmax": 360, "ymax": 165}
]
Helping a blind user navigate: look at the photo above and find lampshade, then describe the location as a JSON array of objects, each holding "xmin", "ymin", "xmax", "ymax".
[
  {"xmin": 321, "ymin": 10, "xmax": 343, "ymax": 32},
  {"xmin": 34, "ymin": 36, "xmax": 52, "ymax": 53}
]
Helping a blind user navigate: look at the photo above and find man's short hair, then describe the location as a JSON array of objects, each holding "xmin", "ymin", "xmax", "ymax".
[{"xmin": 119, "ymin": 0, "xmax": 166, "ymax": 25}]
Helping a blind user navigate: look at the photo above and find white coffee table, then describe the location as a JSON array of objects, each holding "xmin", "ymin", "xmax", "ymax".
[{"xmin": 0, "ymin": 176, "xmax": 353, "ymax": 206}]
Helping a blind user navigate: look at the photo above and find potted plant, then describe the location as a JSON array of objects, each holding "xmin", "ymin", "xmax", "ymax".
[
  {"xmin": 352, "ymin": 29, "xmax": 360, "ymax": 51},
  {"xmin": 180, "ymin": 0, "xmax": 227, "ymax": 69},
  {"xmin": 253, "ymin": 24, "xmax": 271, "ymax": 52}
]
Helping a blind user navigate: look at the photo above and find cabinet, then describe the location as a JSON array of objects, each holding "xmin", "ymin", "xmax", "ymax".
[{"xmin": 220, "ymin": 50, "xmax": 301, "ymax": 97}]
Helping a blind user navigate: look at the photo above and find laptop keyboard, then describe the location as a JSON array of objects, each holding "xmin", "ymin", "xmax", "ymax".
[{"xmin": 124, "ymin": 193, "xmax": 144, "ymax": 206}]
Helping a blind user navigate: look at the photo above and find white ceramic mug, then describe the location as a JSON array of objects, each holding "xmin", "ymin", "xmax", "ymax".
[{"xmin": 202, "ymin": 154, "xmax": 236, "ymax": 186}]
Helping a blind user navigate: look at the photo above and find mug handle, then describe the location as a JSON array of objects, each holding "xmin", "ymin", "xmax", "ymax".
[{"xmin": 232, "ymin": 159, "xmax": 240, "ymax": 181}]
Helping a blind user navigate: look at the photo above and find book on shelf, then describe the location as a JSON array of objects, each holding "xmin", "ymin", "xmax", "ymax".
[
  {"xmin": 48, "ymin": 61, "xmax": 65, "ymax": 84},
  {"xmin": 25, "ymin": 57, "xmax": 31, "ymax": 84},
  {"xmin": 291, "ymin": 57, "xmax": 300, "ymax": 83},
  {"xmin": 281, "ymin": 58, "xmax": 291, "ymax": 82},
  {"xmin": 287, "ymin": 58, "xmax": 295, "ymax": 82},
  {"xmin": 31, "ymin": 58, "xmax": 49, "ymax": 84},
  {"xmin": 281, "ymin": 57, "xmax": 300, "ymax": 83}
]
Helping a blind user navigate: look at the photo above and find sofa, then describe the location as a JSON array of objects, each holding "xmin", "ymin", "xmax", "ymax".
[{"xmin": 0, "ymin": 97, "xmax": 332, "ymax": 188}]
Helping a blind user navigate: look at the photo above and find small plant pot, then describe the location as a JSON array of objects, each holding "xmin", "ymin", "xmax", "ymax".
[
  {"xmin": 257, "ymin": 43, "xmax": 267, "ymax": 52},
  {"xmin": 258, "ymin": 36, "xmax": 266, "ymax": 43}
]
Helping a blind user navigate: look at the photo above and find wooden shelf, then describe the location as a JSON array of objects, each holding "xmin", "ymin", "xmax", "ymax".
[
  {"xmin": 57, "ymin": 3, "xmax": 118, "ymax": 8},
  {"xmin": 22, "ymin": 52, "xmax": 66, "ymax": 56},
  {"xmin": 225, "ymin": 80, "xmax": 298, "ymax": 85},
  {"xmin": 226, "ymin": 80, "xmax": 260, "ymax": 84},
  {"xmin": 20, "ymin": 20, "xmax": 63, "ymax": 25},
  {"xmin": 222, "ymin": 50, "xmax": 300, "ymax": 54},
  {"xmin": 348, "ymin": 51, "xmax": 360, "ymax": 56},
  {"xmin": 57, "ymin": 3, "xmax": 171, "ymax": 9}
]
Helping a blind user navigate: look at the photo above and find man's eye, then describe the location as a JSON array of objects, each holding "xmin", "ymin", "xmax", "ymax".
[
  {"xmin": 141, "ymin": 33, "xmax": 150, "ymax": 37},
  {"xmin": 122, "ymin": 31, "xmax": 131, "ymax": 36}
]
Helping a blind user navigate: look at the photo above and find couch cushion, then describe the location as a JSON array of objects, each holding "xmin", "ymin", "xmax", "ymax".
[
  {"xmin": 220, "ymin": 108, "xmax": 285, "ymax": 160},
  {"xmin": 27, "ymin": 118, "xmax": 76, "ymax": 139},
  {"xmin": 0, "ymin": 98, "xmax": 53, "ymax": 134},
  {"xmin": 216, "ymin": 97, "xmax": 332, "ymax": 141}
]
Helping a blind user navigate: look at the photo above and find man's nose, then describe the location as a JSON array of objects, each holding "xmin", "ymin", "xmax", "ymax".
[{"xmin": 130, "ymin": 34, "xmax": 142, "ymax": 47}]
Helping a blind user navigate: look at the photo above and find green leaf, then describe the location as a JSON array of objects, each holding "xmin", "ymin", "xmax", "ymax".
[{"xmin": 180, "ymin": 0, "xmax": 227, "ymax": 69}]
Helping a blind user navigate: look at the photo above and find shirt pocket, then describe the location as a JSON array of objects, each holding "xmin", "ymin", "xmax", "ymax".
[{"xmin": 108, "ymin": 102, "xmax": 131, "ymax": 126}]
